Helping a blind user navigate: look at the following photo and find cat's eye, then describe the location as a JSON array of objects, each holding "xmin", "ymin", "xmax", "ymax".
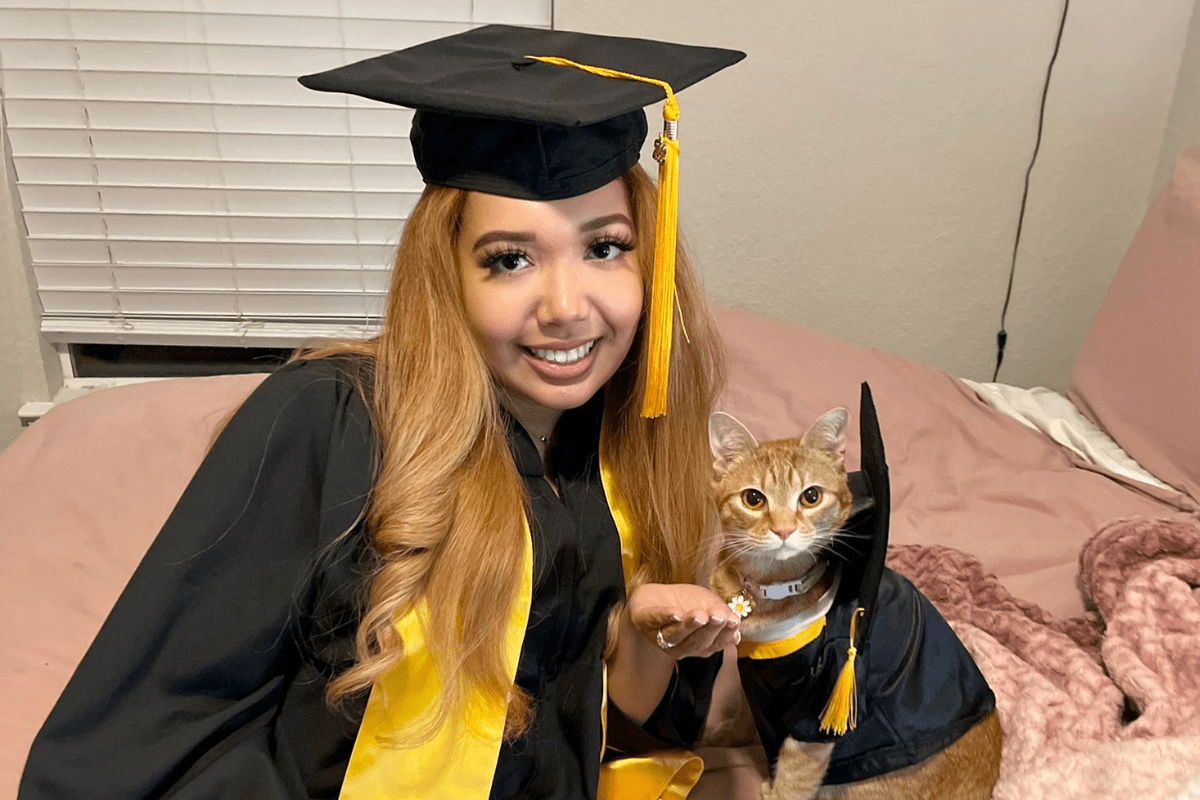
[
  {"xmin": 800, "ymin": 486, "xmax": 823, "ymax": 507},
  {"xmin": 741, "ymin": 488, "xmax": 766, "ymax": 510}
]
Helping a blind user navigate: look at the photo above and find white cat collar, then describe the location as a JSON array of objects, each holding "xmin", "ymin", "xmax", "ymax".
[
  {"xmin": 758, "ymin": 560, "xmax": 829, "ymax": 601},
  {"xmin": 740, "ymin": 567, "xmax": 842, "ymax": 644}
]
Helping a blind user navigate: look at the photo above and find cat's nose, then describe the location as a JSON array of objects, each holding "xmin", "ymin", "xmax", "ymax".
[{"xmin": 773, "ymin": 527, "xmax": 796, "ymax": 541}]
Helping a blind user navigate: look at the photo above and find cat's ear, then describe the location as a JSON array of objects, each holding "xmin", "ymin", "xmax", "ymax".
[
  {"xmin": 801, "ymin": 407, "xmax": 849, "ymax": 466},
  {"xmin": 710, "ymin": 411, "xmax": 759, "ymax": 470}
]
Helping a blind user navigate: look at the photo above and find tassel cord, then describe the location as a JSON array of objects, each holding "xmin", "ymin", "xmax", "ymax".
[
  {"xmin": 819, "ymin": 607, "xmax": 865, "ymax": 735},
  {"xmin": 524, "ymin": 54, "xmax": 681, "ymax": 417},
  {"xmin": 642, "ymin": 132, "xmax": 679, "ymax": 417}
]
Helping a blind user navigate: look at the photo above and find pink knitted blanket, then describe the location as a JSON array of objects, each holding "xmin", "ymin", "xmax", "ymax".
[{"xmin": 888, "ymin": 513, "xmax": 1200, "ymax": 800}]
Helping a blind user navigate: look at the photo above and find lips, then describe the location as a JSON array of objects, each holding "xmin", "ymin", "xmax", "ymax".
[
  {"xmin": 523, "ymin": 338, "xmax": 598, "ymax": 365},
  {"xmin": 521, "ymin": 337, "xmax": 601, "ymax": 380}
]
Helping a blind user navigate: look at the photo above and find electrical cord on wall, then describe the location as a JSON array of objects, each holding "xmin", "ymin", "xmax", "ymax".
[{"xmin": 993, "ymin": 0, "xmax": 1071, "ymax": 382}]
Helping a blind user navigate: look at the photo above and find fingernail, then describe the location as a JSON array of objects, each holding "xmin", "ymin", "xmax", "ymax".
[{"xmin": 669, "ymin": 614, "xmax": 682, "ymax": 623}]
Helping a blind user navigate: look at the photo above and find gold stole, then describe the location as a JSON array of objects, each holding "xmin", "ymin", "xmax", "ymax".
[
  {"xmin": 338, "ymin": 454, "xmax": 703, "ymax": 799},
  {"xmin": 596, "ymin": 459, "xmax": 704, "ymax": 800}
]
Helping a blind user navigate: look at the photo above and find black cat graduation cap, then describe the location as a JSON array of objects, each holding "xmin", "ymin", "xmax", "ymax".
[{"xmin": 299, "ymin": 25, "xmax": 744, "ymax": 416}]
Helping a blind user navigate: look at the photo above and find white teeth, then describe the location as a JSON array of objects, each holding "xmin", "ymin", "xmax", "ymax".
[{"xmin": 531, "ymin": 339, "xmax": 596, "ymax": 364}]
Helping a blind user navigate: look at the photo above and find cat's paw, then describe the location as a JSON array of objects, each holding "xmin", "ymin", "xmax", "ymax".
[{"xmin": 759, "ymin": 738, "xmax": 832, "ymax": 800}]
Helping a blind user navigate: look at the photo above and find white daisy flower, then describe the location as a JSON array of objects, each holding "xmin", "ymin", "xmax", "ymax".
[{"xmin": 728, "ymin": 594, "xmax": 753, "ymax": 618}]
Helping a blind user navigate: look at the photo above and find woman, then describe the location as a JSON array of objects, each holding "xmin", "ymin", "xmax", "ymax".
[{"xmin": 20, "ymin": 25, "xmax": 744, "ymax": 800}]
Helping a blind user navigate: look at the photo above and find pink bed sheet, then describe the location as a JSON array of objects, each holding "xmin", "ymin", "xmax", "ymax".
[
  {"xmin": 0, "ymin": 373, "xmax": 267, "ymax": 800},
  {"xmin": 1, "ymin": 307, "xmax": 1188, "ymax": 797}
]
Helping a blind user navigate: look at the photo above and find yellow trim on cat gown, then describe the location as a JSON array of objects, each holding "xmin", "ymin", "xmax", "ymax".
[
  {"xmin": 339, "ymin": 451, "xmax": 703, "ymax": 799},
  {"xmin": 736, "ymin": 617, "xmax": 826, "ymax": 660}
]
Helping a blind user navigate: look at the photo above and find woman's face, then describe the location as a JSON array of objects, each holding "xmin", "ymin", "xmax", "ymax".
[{"xmin": 457, "ymin": 178, "xmax": 643, "ymax": 424}]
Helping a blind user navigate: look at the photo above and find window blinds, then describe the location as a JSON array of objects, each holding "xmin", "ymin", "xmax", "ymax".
[{"xmin": 0, "ymin": 0, "xmax": 552, "ymax": 347}]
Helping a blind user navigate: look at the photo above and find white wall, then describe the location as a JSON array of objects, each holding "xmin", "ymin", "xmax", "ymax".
[
  {"xmin": 1154, "ymin": 0, "xmax": 1200, "ymax": 195},
  {"xmin": 1, "ymin": 0, "xmax": 1197, "ymax": 444},
  {"xmin": 558, "ymin": 0, "xmax": 1197, "ymax": 390},
  {"xmin": 0, "ymin": 113, "xmax": 60, "ymax": 452}
]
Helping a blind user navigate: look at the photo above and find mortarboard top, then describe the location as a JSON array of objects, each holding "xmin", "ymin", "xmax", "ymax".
[
  {"xmin": 298, "ymin": 24, "xmax": 744, "ymax": 200},
  {"xmin": 299, "ymin": 25, "xmax": 744, "ymax": 417}
]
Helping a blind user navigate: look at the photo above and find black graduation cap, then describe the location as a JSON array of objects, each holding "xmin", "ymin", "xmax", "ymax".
[
  {"xmin": 735, "ymin": 383, "xmax": 892, "ymax": 752},
  {"xmin": 844, "ymin": 383, "xmax": 890, "ymax": 640},
  {"xmin": 297, "ymin": 24, "xmax": 744, "ymax": 201},
  {"xmin": 817, "ymin": 382, "xmax": 890, "ymax": 735},
  {"xmin": 298, "ymin": 24, "xmax": 744, "ymax": 418}
]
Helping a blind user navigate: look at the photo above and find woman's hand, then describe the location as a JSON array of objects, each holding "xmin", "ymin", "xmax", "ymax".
[
  {"xmin": 606, "ymin": 582, "xmax": 740, "ymax": 724},
  {"xmin": 626, "ymin": 583, "xmax": 741, "ymax": 659}
]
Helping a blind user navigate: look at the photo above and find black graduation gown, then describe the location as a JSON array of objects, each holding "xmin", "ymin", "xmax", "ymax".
[
  {"xmin": 737, "ymin": 569, "xmax": 997, "ymax": 785},
  {"xmin": 19, "ymin": 358, "xmax": 714, "ymax": 800}
]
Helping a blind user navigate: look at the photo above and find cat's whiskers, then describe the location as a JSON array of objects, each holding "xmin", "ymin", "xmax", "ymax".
[
  {"xmin": 823, "ymin": 526, "xmax": 872, "ymax": 554},
  {"xmin": 710, "ymin": 407, "xmax": 855, "ymax": 617},
  {"xmin": 717, "ymin": 540, "xmax": 770, "ymax": 565}
]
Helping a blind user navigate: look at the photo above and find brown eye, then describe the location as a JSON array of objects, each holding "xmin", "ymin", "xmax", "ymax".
[
  {"xmin": 741, "ymin": 489, "xmax": 767, "ymax": 510},
  {"xmin": 800, "ymin": 486, "xmax": 823, "ymax": 507}
]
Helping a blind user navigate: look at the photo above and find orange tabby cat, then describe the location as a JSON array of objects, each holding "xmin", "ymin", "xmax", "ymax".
[
  {"xmin": 709, "ymin": 408, "xmax": 855, "ymax": 640},
  {"xmin": 709, "ymin": 408, "xmax": 1001, "ymax": 800}
]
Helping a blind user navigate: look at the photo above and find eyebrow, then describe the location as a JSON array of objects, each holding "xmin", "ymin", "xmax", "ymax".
[
  {"xmin": 470, "ymin": 213, "xmax": 634, "ymax": 252},
  {"xmin": 471, "ymin": 230, "xmax": 536, "ymax": 251},
  {"xmin": 579, "ymin": 213, "xmax": 634, "ymax": 233}
]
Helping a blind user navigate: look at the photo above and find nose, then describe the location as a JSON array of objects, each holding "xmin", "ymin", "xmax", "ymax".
[
  {"xmin": 773, "ymin": 527, "xmax": 796, "ymax": 541},
  {"xmin": 538, "ymin": 259, "xmax": 588, "ymax": 328}
]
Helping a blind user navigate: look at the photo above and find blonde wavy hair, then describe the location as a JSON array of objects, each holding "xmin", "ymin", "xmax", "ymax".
[{"xmin": 302, "ymin": 164, "xmax": 725, "ymax": 741}]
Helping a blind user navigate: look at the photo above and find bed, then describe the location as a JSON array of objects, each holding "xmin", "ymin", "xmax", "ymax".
[{"xmin": 4, "ymin": 148, "xmax": 1199, "ymax": 799}]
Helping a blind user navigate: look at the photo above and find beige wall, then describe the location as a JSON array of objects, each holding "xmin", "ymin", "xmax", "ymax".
[
  {"xmin": 1154, "ymin": 0, "xmax": 1200, "ymax": 195},
  {"xmin": 0, "ymin": 114, "xmax": 60, "ymax": 453},
  {"xmin": 558, "ymin": 0, "xmax": 1197, "ymax": 390},
  {"xmin": 1, "ymin": 0, "xmax": 1197, "ymax": 442}
]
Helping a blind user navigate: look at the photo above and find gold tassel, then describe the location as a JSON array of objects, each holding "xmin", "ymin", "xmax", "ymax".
[
  {"xmin": 525, "ymin": 55, "xmax": 680, "ymax": 418},
  {"xmin": 819, "ymin": 607, "xmax": 864, "ymax": 735},
  {"xmin": 641, "ymin": 111, "xmax": 678, "ymax": 418}
]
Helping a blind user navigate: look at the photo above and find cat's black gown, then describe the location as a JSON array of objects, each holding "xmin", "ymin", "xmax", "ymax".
[
  {"xmin": 19, "ymin": 358, "xmax": 714, "ymax": 800},
  {"xmin": 736, "ymin": 385, "xmax": 996, "ymax": 786},
  {"xmin": 737, "ymin": 569, "xmax": 997, "ymax": 784}
]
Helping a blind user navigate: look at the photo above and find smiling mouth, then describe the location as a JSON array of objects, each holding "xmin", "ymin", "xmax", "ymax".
[{"xmin": 523, "ymin": 338, "xmax": 598, "ymax": 365}]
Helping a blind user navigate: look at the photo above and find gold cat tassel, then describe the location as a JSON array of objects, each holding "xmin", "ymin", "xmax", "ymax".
[
  {"xmin": 525, "ymin": 55, "xmax": 680, "ymax": 417},
  {"xmin": 819, "ymin": 607, "xmax": 865, "ymax": 735}
]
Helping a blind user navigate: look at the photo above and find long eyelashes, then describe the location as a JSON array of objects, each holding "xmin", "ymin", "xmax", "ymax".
[
  {"xmin": 587, "ymin": 234, "xmax": 635, "ymax": 261},
  {"xmin": 476, "ymin": 233, "xmax": 635, "ymax": 273},
  {"xmin": 478, "ymin": 246, "xmax": 530, "ymax": 273}
]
